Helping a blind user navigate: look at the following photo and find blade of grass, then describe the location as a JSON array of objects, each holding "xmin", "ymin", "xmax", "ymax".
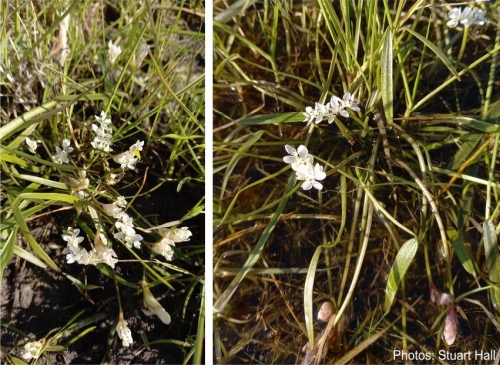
[{"xmin": 403, "ymin": 27, "xmax": 460, "ymax": 80}]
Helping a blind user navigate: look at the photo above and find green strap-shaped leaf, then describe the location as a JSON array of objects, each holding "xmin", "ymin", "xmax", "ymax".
[
  {"xmin": 381, "ymin": 30, "xmax": 393, "ymax": 128},
  {"xmin": 12, "ymin": 204, "xmax": 58, "ymax": 271},
  {"xmin": 385, "ymin": 238, "xmax": 418, "ymax": 312},
  {"xmin": 455, "ymin": 116, "xmax": 500, "ymax": 134},
  {"xmin": 19, "ymin": 192, "xmax": 80, "ymax": 204},
  {"xmin": 304, "ymin": 246, "xmax": 323, "ymax": 348},
  {"xmin": 1, "ymin": 228, "xmax": 18, "ymax": 281},
  {"xmin": 0, "ymin": 101, "xmax": 57, "ymax": 143}
]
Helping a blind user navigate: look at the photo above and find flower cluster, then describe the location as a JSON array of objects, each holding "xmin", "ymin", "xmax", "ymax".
[
  {"xmin": 114, "ymin": 212, "xmax": 143, "ymax": 249},
  {"xmin": 63, "ymin": 170, "xmax": 89, "ymax": 191},
  {"xmin": 99, "ymin": 196, "xmax": 144, "ymax": 249},
  {"xmin": 62, "ymin": 227, "xmax": 118, "ymax": 268},
  {"xmin": 100, "ymin": 195, "xmax": 128, "ymax": 218},
  {"xmin": 108, "ymin": 40, "xmax": 122, "ymax": 65},
  {"xmin": 283, "ymin": 145, "xmax": 326, "ymax": 190},
  {"xmin": 91, "ymin": 111, "xmax": 113, "ymax": 152},
  {"xmin": 151, "ymin": 227, "xmax": 193, "ymax": 261},
  {"xmin": 113, "ymin": 140, "xmax": 144, "ymax": 170},
  {"xmin": 447, "ymin": 6, "xmax": 488, "ymax": 27},
  {"xmin": 52, "ymin": 139, "xmax": 73, "ymax": 164},
  {"xmin": 303, "ymin": 93, "xmax": 360, "ymax": 126},
  {"xmin": 21, "ymin": 340, "xmax": 43, "ymax": 361}
]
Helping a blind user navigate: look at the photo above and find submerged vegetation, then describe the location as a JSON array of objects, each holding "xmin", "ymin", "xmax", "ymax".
[
  {"xmin": 1, "ymin": 0, "xmax": 205, "ymax": 363},
  {"xmin": 214, "ymin": 1, "xmax": 499, "ymax": 364}
]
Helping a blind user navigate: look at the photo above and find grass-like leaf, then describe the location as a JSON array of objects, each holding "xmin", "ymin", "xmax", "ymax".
[
  {"xmin": 403, "ymin": 27, "xmax": 460, "ymax": 80},
  {"xmin": 12, "ymin": 203, "xmax": 58, "ymax": 271},
  {"xmin": 381, "ymin": 30, "xmax": 393, "ymax": 128}
]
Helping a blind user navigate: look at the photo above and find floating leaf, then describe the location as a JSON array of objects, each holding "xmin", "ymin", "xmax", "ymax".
[{"xmin": 385, "ymin": 238, "xmax": 418, "ymax": 312}]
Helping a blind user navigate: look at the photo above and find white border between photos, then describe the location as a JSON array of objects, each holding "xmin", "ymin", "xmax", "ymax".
[{"xmin": 205, "ymin": 1, "xmax": 213, "ymax": 363}]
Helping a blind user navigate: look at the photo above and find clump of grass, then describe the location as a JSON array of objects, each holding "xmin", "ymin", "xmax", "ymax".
[
  {"xmin": 1, "ymin": 1, "xmax": 205, "ymax": 364},
  {"xmin": 214, "ymin": 1, "xmax": 499, "ymax": 364}
]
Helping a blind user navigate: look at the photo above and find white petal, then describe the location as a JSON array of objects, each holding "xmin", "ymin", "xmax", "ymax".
[
  {"xmin": 284, "ymin": 145, "xmax": 295, "ymax": 155},
  {"xmin": 296, "ymin": 145, "xmax": 308, "ymax": 157},
  {"xmin": 301, "ymin": 181, "xmax": 313, "ymax": 190},
  {"xmin": 313, "ymin": 181, "xmax": 323, "ymax": 190}
]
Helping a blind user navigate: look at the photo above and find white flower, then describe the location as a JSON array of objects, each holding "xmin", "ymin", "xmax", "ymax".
[
  {"xmin": 22, "ymin": 340, "xmax": 43, "ymax": 360},
  {"xmin": 447, "ymin": 7, "xmax": 488, "ymax": 28},
  {"xmin": 63, "ymin": 245, "xmax": 86, "ymax": 264},
  {"xmin": 283, "ymin": 145, "xmax": 314, "ymax": 172},
  {"xmin": 62, "ymin": 227, "xmax": 84, "ymax": 247},
  {"xmin": 63, "ymin": 170, "xmax": 89, "ymax": 190},
  {"xmin": 94, "ymin": 111, "xmax": 108, "ymax": 125},
  {"xmin": 116, "ymin": 196, "xmax": 127, "ymax": 208},
  {"xmin": 151, "ymin": 238, "xmax": 175, "ymax": 260},
  {"xmin": 101, "ymin": 201, "xmax": 123, "ymax": 218},
  {"xmin": 61, "ymin": 226, "xmax": 118, "ymax": 268},
  {"xmin": 303, "ymin": 102, "xmax": 327, "ymax": 125},
  {"xmin": 108, "ymin": 40, "xmax": 122, "ymax": 65},
  {"xmin": 113, "ymin": 150, "xmax": 139, "ymax": 170},
  {"xmin": 116, "ymin": 317, "xmax": 133, "ymax": 347},
  {"xmin": 129, "ymin": 140, "xmax": 144, "ymax": 152},
  {"xmin": 93, "ymin": 239, "xmax": 118, "ymax": 268},
  {"xmin": 341, "ymin": 93, "xmax": 361, "ymax": 113},
  {"xmin": 52, "ymin": 139, "xmax": 73, "ymax": 164},
  {"xmin": 115, "ymin": 212, "xmax": 134, "ymax": 230},
  {"xmin": 114, "ymin": 212, "xmax": 143, "ymax": 249},
  {"xmin": 303, "ymin": 93, "xmax": 360, "ymax": 125},
  {"xmin": 142, "ymin": 285, "xmax": 171, "ymax": 324},
  {"xmin": 325, "ymin": 95, "xmax": 343, "ymax": 121},
  {"xmin": 126, "ymin": 232, "xmax": 143, "ymax": 249},
  {"xmin": 168, "ymin": 227, "xmax": 192, "ymax": 242},
  {"xmin": 91, "ymin": 111, "xmax": 113, "ymax": 152},
  {"xmin": 100, "ymin": 196, "xmax": 127, "ymax": 218},
  {"xmin": 296, "ymin": 163, "xmax": 326, "ymax": 190},
  {"xmin": 151, "ymin": 227, "xmax": 191, "ymax": 259},
  {"xmin": 25, "ymin": 137, "xmax": 39, "ymax": 154}
]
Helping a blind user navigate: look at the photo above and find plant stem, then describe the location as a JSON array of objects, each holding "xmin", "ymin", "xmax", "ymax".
[{"xmin": 455, "ymin": 25, "xmax": 469, "ymax": 69}]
